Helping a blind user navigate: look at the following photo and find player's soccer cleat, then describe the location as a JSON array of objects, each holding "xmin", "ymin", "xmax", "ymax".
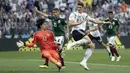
[
  {"xmin": 116, "ymin": 56, "xmax": 121, "ymax": 61},
  {"xmin": 57, "ymin": 65, "xmax": 62, "ymax": 71},
  {"xmin": 111, "ymin": 56, "xmax": 115, "ymax": 61},
  {"xmin": 67, "ymin": 43, "xmax": 75, "ymax": 50},
  {"xmin": 80, "ymin": 62, "xmax": 89, "ymax": 70},
  {"xmin": 39, "ymin": 65, "xmax": 49, "ymax": 68},
  {"xmin": 62, "ymin": 66, "xmax": 66, "ymax": 69}
]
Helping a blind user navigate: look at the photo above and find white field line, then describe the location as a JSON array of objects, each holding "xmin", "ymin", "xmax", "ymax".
[{"xmin": 0, "ymin": 59, "xmax": 130, "ymax": 68}]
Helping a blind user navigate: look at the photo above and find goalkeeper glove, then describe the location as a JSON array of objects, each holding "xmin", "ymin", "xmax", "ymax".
[{"xmin": 16, "ymin": 40, "xmax": 25, "ymax": 47}]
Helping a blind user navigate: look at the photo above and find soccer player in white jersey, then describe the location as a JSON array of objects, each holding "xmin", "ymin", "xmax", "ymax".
[
  {"xmin": 66, "ymin": 2, "xmax": 110, "ymax": 70},
  {"xmin": 87, "ymin": 20, "xmax": 111, "ymax": 56}
]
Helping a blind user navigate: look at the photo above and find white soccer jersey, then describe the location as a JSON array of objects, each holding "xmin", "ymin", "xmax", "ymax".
[
  {"xmin": 88, "ymin": 21, "xmax": 101, "ymax": 37},
  {"xmin": 69, "ymin": 11, "xmax": 96, "ymax": 33}
]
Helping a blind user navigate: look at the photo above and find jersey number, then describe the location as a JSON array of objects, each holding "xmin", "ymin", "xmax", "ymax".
[
  {"xmin": 108, "ymin": 22, "xmax": 115, "ymax": 29},
  {"xmin": 54, "ymin": 22, "xmax": 57, "ymax": 27},
  {"xmin": 108, "ymin": 25, "xmax": 113, "ymax": 29}
]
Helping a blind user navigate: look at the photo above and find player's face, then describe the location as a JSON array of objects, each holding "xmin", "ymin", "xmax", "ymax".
[
  {"xmin": 77, "ymin": 5, "xmax": 84, "ymax": 13},
  {"xmin": 52, "ymin": 10, "xmax": 60, "ymax": 17},
  {"xmin": 41, "ymin": 23, "xmax": 48, "ymax": 30},
  {"xmin": 108, "ymin": 13, "xmax": 113, "ymax": 19}
]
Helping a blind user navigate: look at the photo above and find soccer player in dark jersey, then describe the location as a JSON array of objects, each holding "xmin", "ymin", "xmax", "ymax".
[
  {"xmin": 102, "ymin": 11, "xmax": 121, "ymax": 61},
  {"xmin": 34, "ymin": 7, "xmax": 66, "ymax": 68}
]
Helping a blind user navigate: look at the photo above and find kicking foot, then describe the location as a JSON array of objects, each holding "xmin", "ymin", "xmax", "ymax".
[
  {"xmin": 80, "ymin": 62, "xmax": 89, "ymax": 70},
  {"xmin": 67, "ymin": 43, "xmax": 75, "ymax": 50},
  {"xmin": 116, "ymin": 56, "xmax": 121, "ymax": 61}
]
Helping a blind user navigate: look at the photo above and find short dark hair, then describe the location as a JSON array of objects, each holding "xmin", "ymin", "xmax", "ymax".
[
  {"xmin": 77, "ymin": 2, "xmax": 84, "ymax": 7},
  {"xmin": 108, "ymin": 11, "xmax": 113, "ymax": 14},
  {"xmin": 36, "ymin": 18, "xmax": 46, "ymax": 28},
  {"xmin": 53, "ymin": 8, "xmax": 60, "ymax": 11}
]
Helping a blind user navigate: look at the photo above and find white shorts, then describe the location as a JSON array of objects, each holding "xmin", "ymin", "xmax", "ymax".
[
  {"xmin": 107, "ymin": 36, "xmax": 116, "ymax": 45},
  {"xmin": 55, "ymin": 36, "xmax": 64, "ymax": 49}
]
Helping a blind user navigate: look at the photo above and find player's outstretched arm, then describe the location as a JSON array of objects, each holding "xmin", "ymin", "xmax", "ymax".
[
  {"xmin": 34, "ymin": 7, "xmax": 48, "ymax": 17},
  {"xmin": 85, "ymin": 26, "xmax": 98, "ymax": 34},
  {"xmin": 87, "ymin": 16, "xmax": 110, "ymax": 25},
  {"xmin": 16, "ymin": 40, "xmax": 36, "ymax": 47},
  {"xmin": 68, "ymin": 20, "xmax": 84, "ymax": 26}
]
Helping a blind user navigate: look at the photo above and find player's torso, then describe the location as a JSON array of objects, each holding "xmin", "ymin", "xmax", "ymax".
[
  {"xmin": 104, "ymin": 18, "xmax": 119, "ymax": 36},
  {"xmin": 36, "ymin": 30, "xmax": 55, "ymax": 50},
  {"xmin": 71, "ymin": 12, "xmax": 87, "ymax": 31},
  {"xmin": 48, "ymin": 16, "xmax": 66, "ymax": 36},
  {"xmin": 88, "ymin": 22, "xmax": 101, "ymax": 37}
]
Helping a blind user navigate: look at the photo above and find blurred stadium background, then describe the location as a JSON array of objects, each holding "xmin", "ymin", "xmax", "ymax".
[{"xmin": 0, "ymin": 0, "xmax": 130, "ymax": 73}]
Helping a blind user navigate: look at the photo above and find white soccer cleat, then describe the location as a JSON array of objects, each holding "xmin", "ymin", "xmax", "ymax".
[
  {"xmin": 111, "ymin": 56, "xmax": 115, "ymax": 61},
  {"xmin": 67, "ymin": 43, "xmax": 74, "ymax": 50},
  {"xmin": 80, "ymin": 62, "xmax": 89, "ymax": 70},
  {"xmin": 116, "ymin": 56, "xmax": 121, "ymax": 61}
]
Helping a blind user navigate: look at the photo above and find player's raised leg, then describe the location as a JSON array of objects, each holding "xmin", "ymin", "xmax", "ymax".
[{"xmin": 42, "ymin": 51, "xmax": 62, "ymax": 69}]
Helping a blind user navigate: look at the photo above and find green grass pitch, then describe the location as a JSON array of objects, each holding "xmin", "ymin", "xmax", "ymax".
[{"xmin": 0, "ymin": 49, "xmax": 130, "ymax": 73}]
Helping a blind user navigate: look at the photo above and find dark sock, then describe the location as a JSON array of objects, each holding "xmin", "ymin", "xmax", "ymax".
[
  {"xmin": 44, "ymin": 59, "xmax": 49, "ymax": 66},
  {"xmin": 112, "ymin": 47, "xmax": 119, "ymax": 57},
  {"xmin": 59, "ymin": 54, "xmax": 65, "ymax": 66},
  {"xmin": 110, "ymin": 46, "xmax": 114, "ymax": 56}
]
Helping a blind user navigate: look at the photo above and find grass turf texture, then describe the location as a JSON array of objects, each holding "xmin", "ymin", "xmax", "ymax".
[{"xmin": 0, "ymin": 49, "xmax": 130, "ymax": 73}]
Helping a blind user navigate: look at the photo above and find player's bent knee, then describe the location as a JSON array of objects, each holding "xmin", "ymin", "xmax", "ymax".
[{"xmin": 89, "ymin": 43, "xmax": 95, "ymax": 49}]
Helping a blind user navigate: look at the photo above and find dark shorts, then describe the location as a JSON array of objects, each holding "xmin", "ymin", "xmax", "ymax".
[
  {"xmin": 88, "ymin": 34, "xmax": 103, "ymax": 44},
  {"xmin": 72, "ymin": 30, "xmax": 85, "ymax": 41}
]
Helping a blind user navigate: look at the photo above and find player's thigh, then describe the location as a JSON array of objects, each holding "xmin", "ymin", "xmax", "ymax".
[
  {"xmin": 88, "ymin": 34, "xmax": 94, "ymax": 41},
  {"xmin": 41, "ymin": 50, "xmax": 51, "ymax": 59},
  {"xmin": 72, "ymin": 30, "xmax": 84, "ymax": 41},
  {"xmin": 107, "ymin": 36, "xmax": 116, "ymax": 45},
  {"xmin": 83, "ymin": 35, "xmax": 92, "ymax": 43},
  {"xmin": 50, "ymin": 50, "xmax": 60, "ymax": 60}
]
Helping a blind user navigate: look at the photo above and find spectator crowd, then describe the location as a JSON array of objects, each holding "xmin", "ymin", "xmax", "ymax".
[{"xmin": 0, "ymin": 0, "xmax": 130, "ymax": 39}]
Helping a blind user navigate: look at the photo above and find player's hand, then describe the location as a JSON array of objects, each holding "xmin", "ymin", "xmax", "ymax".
[
  {"xmin": 34, "ymin": 6, "xmax": 38, "ymax": 12},
  {"xmin": 16, "ymin": 40, "xmax": 24, "ymax": 47},
  {"xmin": 117, "ymin": 31, "xmax": 121, "ymax": 38}
]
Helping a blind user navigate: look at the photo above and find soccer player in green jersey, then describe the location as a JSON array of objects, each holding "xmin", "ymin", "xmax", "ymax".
[
  {"xmin": 102, "ymin": 11, "xmax": 121, "ymax": 61},
  {"xmin": 34, "ymin": 7, "xmax": 66, "ymax": 68}
]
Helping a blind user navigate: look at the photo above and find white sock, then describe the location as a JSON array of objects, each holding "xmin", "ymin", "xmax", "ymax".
[
  {"xmin": 106, "ymin": 46, "xmax": 111, "ymax": 53},
  {"xmin": 81, "ymin": 48, "xmax": 93, "ymax": 63},
  {"xmin": 72, "ymin": 39, "xmax": 88, "ymax": 46}
]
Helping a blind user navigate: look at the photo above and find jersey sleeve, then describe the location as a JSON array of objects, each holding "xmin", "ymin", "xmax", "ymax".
[
  {"xmin": 69, "ymin": 13, "xmax": 75, "ymax": 21},
  {"xmin": 48, "ymin": 16, "xmax": 53, "ymax": 19},
  {"xmin": 61, "ymin": 19, "xmax": 67, "ymax": 25},
  {"xmin": 86, "ymin": 15, "xmax": 96, "ymax": 21},
  {"xmin": 93, "ymin": 23, "xmax": 98, "ymax": 26},
  {"xmin": 26, "ymin": 33, "xmax": 37, "ymax": 47}
]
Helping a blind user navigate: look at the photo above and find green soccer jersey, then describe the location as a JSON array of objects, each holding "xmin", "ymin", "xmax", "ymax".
[
  {"xmin": 48, "ymin": 16, "xmax": 67, "ymax": 36},
  {"xmin": 104, "ymin": 18, "xmax": 119, "ymax": 36}
]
